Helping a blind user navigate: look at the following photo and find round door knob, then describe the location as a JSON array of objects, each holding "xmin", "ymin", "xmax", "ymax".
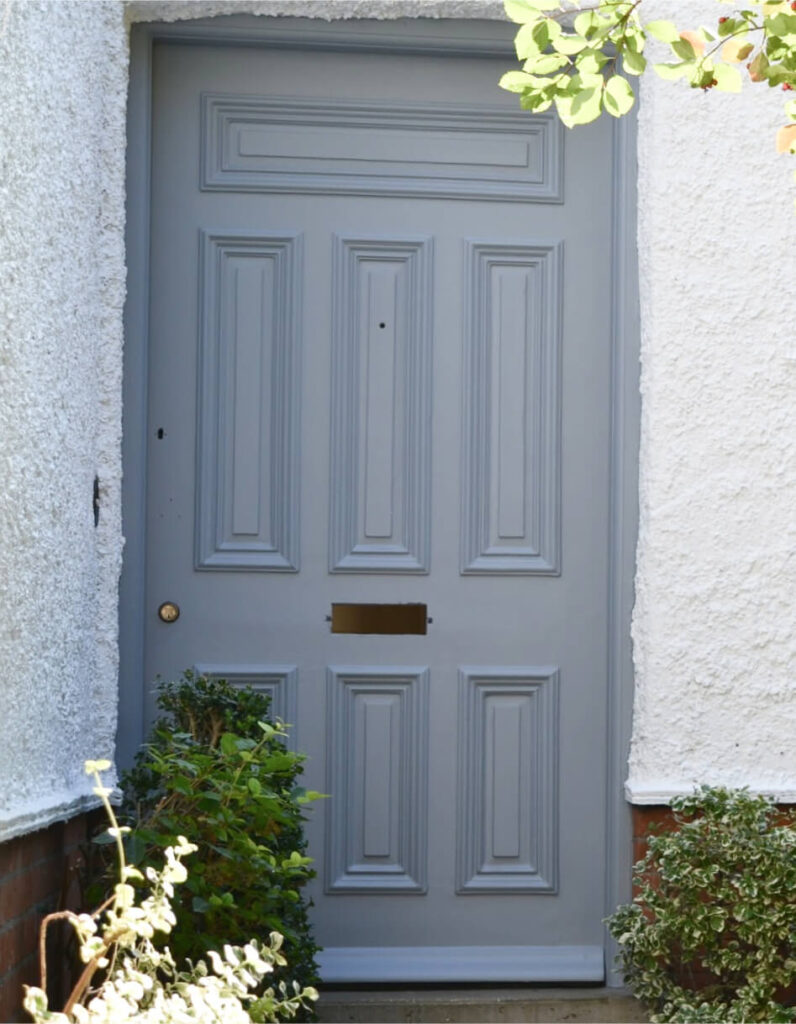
[{"xmin": 157, "ymin": 601, "xmax": 180, "ymax": 624}]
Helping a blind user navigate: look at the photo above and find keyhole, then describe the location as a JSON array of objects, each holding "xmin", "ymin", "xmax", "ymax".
[
  {"xmin": 379, "ymin": 322, "xmax": 386, "ymax": 329},
  {"xmin": 156, "ymin": 428, "xmax": 164, "ymax": 439}
]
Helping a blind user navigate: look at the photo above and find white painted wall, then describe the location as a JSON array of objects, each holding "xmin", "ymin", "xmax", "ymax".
[
  {"xmin": 629, "ymin": 0, "xmax": 796, "ymax": 802},
  {"xmin": 0, "ymin": 0, "xmax": 792, "ymax": 839},
  {"xmin": 0, "ymin": 0, "xmax": 127, "ymax": 839}
]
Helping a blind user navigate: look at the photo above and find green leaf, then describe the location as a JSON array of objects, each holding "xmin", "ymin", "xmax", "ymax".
[
  {"xmin": 525, "ymin": 52, "xmax": 570, "ymax": 74},
  {"xmin": 552, "ymin": 33, "xmax": 589, "ymax": 55},
  {"xmin": 603, "ymin": 75, "xmax": 635, "ymax": 117},
  {"xmin": 653, "ymin": 61, "xmax": 695, "ymax": 80},
  {"xmin": 574, "ymin": 10, "xmax": 600, "ymax": 39},
  {"xmin": 499, "ymin": 70, "xmax": 536, "ymax": 93},
  {"xmin": 504, "ymin": 0, "xmax": 560, "ymax": 21},
  {"xmin": 671, "ymin": 37, "xmax": 698, "ymax": 61},
  {"xmin": 514, "ymin": 21, "xmax": 541, "ymax": 59},
  {"xmin": 748, "ymin": 50, "xmax": 769, "ymax": 81},
  {"xmin": 504, "ymin": 0, "xmax": 543, "ymax": 24},
  {"xmin": 568, "ymin": 86, "xmax": 604, "ymax": 125},
  {"xmin": 645, "ymin": 19, "xmax": 680, "ymax": 44},
  {"xmin": 713, "ymin": 63, "xmax": 743, "ymax": 92},
  {"xmin": 718, "ymin": 16, "xmax": 744, "ymax": 38},
  {"xmin": 577, "ymin": 49, "xmax": 610, "ymax": 75},
  {"xmin": 171, "ymin": 775, "xmax": 194, "ymax": 796},
  {"xmin": 623, "ymin": 49, "xmax": 647, "ymax": 76},
  {"xmin": 521, "ymin": 93, "xmax": 554, "ymax": 111},
  {"xmin": 691, "ymin": 61, "xmax": 716, "ymax": 88},
  {"xmin": 219, "ymin": 731, "xmax": 240, "ymax": 756},
  {"xmin": 295, "ymin": 789, "xmax": 326, "ymax": 804}
]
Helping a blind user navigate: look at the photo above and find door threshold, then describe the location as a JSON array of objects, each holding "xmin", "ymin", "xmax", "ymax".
[
  {"xmin": 316, "ymin": 985, "xmax": 647, "ymax": 1024},
  {"xmin": 317, "ymin": 945, "xmax": 604, "ymax": 984}
]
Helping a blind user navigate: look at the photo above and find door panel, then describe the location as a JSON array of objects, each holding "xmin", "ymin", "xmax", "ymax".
[
  {"xmin": 329, "ymin": 235, "xmax": 433, "ymax": 572},
  {"xmin": 461, "ymin": 241, "xmax": 561, "ymax": 573},
  {"xmin": 196, "ymin": 231, "xmax": 302, "ymax": 571},
  {"xmin": 146, "ymin": 30, "xmax": 614, "ymax": 982}
]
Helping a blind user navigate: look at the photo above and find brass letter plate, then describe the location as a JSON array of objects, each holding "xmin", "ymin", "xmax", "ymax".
[{"xmin": 330, "ymin": 603, "xmax": 428, "ymax": 636}]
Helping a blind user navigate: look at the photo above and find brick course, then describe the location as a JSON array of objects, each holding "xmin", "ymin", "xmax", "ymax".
[{"xmin": 0, "ymin": 813, "xmax": 94, "ymax": 1024}]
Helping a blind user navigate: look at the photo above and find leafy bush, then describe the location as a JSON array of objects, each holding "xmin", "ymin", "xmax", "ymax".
[
  {"xmin": 27, "ymin": 759, "xmax": 317, "ymax": 1024},
  {"xmin": 104, "ymin": 673, "xmax": 322, "ymax": 1017},
  {"xmin": 607, "ymin": 786, "xmax": 796, "ymax": 1023}
]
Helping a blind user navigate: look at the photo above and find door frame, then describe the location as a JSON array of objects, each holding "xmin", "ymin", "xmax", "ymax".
[{"xmin": 119, "ymin": 13, "xmax": 640, "ymax": 984}]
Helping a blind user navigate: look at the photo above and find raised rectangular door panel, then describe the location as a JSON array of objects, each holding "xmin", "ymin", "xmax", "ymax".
[
  {"xmin": 461, "ymin": 241, "xmax": 562, "ymax": 574},
  {"xmin": 329, "ymin": 236, "xmax": 432, "ymax": 573},
  {"xmin": 201, "ymin": 94, "xmax": 563, "ymax": 202},
  {"xmin": 457, "ymin": 667, "xmax": 559, "ymax": 893},
  {"xmin": 195, "ymin": 232, "xmax": 302, "ymax": 571},
  {"xmin": 325, "ymin": 666, "xmax": 429, "ymax": 892}
]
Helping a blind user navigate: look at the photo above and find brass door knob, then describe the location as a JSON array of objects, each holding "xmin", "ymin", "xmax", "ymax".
[{"xmin": 157, "ymin": 601, "xmax": 180, "ymax": 623}]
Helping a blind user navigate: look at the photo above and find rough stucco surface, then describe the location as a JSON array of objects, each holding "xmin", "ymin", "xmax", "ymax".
[
  {"xmin": 628, "ymin": 0, "xmax": 796, "ymax": 802},
  {"xmin": 125, "ymin": 0, "xmax": 504, "ymax": 23},
  {"xmin": 0, "ymin": 0, "xmax": 126, "ymax": 838},
  {"xmin": 0, "ymin": 0, "xmax": 793, "ymax": 841}
]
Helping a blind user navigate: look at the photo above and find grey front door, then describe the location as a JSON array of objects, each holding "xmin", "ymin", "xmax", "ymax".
[{"xmin": 144, "ymin": 22, "xmax": 614, "ymax": 983}]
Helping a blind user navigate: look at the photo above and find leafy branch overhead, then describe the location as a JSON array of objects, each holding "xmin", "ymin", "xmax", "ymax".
[{"xmin": 500, "ymin": 0, "xmax": 796, "ymax": 175}]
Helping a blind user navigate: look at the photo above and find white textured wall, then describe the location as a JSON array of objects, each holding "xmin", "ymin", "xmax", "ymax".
[
  {"xmin": 0, "ymin": 0, "xmax": 793, "ymax": 842},
  {"xmin": 628, "ymin": 0, "xmax": 796, "ymax": 802},
  {"xmin": 0, "ymin": 0, "xmax": 127, "ymax": 839}
]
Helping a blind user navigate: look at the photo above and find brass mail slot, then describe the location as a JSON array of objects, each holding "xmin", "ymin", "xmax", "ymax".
[{"xmin": 330, "ymin": 603, "xmax": 428, "ymax": 635}]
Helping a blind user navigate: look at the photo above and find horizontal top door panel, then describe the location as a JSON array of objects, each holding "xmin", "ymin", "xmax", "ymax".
[{"xmin": 202, "ymin": 94, "xmax": 563, "ymax": 202}]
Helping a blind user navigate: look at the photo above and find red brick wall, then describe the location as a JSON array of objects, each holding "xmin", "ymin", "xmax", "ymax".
[
  {"xmin": 0, "ymin": 814, "xmax": 94, "ymax": 1024},
  {"xmin": 630, "ymin": 803, "xmax": 796, "ymax": 1001},
  {"xmin": 632, "ymin": 803, "xmax": 796, "ymax": 865}
]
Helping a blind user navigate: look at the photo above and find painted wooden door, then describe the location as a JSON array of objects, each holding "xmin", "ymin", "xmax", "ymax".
[{"xmin": 145, "ymin": 26, "xmax": 614, "ymax": 983}]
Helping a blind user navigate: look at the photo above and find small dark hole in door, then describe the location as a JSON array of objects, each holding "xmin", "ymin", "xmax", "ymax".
[
  {"xmin": 378, "ymin": 322, "xmax": 386, "ymax": 329},
  {"xmin": 330, "ymin": 603, "xmax": 427, "ymax": 635}
]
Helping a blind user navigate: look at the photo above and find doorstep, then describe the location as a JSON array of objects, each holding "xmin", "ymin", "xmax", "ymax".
[{"xmin": 316, "ymin": 987, "xmax": 647, "ymax": 1023}]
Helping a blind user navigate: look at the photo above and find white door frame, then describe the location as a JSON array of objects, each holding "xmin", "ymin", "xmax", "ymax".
[{"xmin": 119, "ymin": 13, "xmax": 640, "ymax": 984}]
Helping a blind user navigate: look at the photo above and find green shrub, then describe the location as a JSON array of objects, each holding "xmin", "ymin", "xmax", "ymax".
[
  {"xmin": 108, "ymin": 672, "xmax": 322, "ymax": 1020},
  {"xmin": 607, "ymin": 786, "xmax": 796, "ymax": 1023}
]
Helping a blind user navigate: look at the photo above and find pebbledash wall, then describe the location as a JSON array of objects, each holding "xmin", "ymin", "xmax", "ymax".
[{"xmin": 0, "ymin": 0, "xmax": 793, "ymax": 1010}]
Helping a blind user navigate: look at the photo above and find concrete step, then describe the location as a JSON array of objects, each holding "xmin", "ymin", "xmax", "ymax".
[{"xmin": 316, "ymin": 987, "xmax": 647, "ymax": 1023}]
